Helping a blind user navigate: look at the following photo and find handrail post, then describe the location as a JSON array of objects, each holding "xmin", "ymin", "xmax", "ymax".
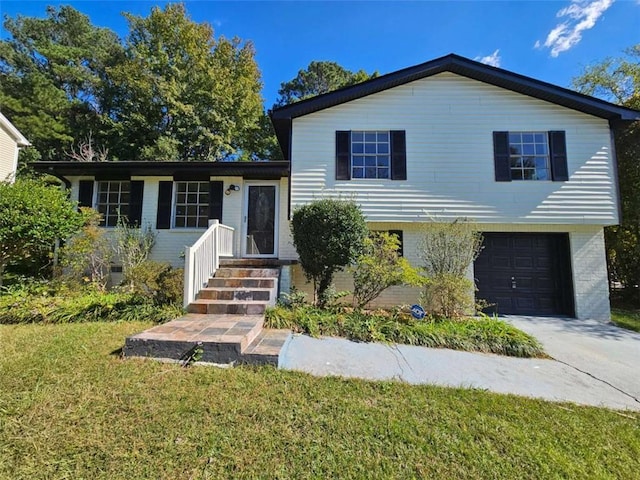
[{"xmin": 183, "ymin": 245, "xmax": 194, "ymax": 308}]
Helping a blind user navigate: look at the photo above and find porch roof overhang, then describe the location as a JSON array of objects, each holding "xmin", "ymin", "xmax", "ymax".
[{"xmin": 32, "ymin": 161, "xmax": 290, "ymax": 180}]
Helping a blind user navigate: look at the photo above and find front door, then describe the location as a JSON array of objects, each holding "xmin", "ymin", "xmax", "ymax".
[{"xmin": 243, "ymin": 183, "xmax": 278, "ymax": 257}]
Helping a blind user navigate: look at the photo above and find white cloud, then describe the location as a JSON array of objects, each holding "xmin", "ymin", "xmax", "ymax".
[
  {"xmin": 535, "ymin": 0, "xmax": 614, "ymax": 57},
  {"xmin": 474, "ymin": 49, "xmax": 501, "ymax": 67}
]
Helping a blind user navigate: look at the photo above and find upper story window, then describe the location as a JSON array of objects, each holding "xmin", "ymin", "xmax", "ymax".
[
  {"xmin": 509, "ymin": 132, "xmax": 550, "ymax": 180},
  {"xmin": 351, "ymin": 131, "xmax": 390, "ymax": 179},
  {"xmin": 493, "ymin": 130, "xmax": 568, "ymax": 183},
  {"xmin": 336, "ymin": 130, "xmax": 406, "ymax": 181},
  {"xmin": 174, "ymin": 181, "xmax": 209, "ymax": 228},
  {"xmin": 97, "ymin": 181, "xmax": 130, "ymax": 227}
]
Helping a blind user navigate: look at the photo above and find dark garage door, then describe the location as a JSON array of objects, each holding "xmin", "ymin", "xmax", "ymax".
[{"xmin": 474, "ymin": 233, "xmax": 574, "ymax": 316}]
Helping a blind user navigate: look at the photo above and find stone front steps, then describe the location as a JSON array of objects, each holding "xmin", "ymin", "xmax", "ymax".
[
  {"xmin": 123, "ymin": 314, "xmax": 290, "ymax": 366},
  {"xmin": 123, "ymin": 266, "xmax": 290, "ymax": 366}
]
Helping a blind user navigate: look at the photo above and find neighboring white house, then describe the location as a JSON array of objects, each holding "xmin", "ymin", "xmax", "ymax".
[
  {"xmin": 34, "ymin": 54, "xmax": 640, "ymax": 320},
  {"xmin": 0, "ymin": 112, "xmax": 30, "ymax": 182}
]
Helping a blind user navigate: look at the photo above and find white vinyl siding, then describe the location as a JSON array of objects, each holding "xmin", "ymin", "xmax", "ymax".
[
  {"xmin": 290, "ymin": 72, "xmax": 618, "ymax": 225},
  {"xmin": 0, "ymin": 125, "xmax": 19, "ymax": 183}
]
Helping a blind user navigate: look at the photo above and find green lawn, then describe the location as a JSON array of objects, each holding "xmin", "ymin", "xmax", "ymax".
[
  {"xmin": 611, "ymin": 308, "xmax": 640, "ymax": 333},
  {"xmin": 1, "ymin": 322, "xmax": 638, "ymax": 479}
]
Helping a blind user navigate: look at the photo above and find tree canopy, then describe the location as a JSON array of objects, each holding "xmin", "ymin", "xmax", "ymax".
[
  {"xmin": 274, "ymin": 60, "xmax": 378, "ymax": 107},
  {"xmin": 572, "ymin": 45, "xmax": 640, "ymax": 302},
  {"xmin": 0, "ymin": 5, "xmax": 122, "ymax": 161},
  {"xmin": 0, "ymin": 4, "xmax": 267, "ymax": 162}
]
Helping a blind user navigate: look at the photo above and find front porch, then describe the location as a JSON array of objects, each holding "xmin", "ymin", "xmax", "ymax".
[{"xmin": 124, "ymin": 221, "xmax": 295, "ymax": 366}]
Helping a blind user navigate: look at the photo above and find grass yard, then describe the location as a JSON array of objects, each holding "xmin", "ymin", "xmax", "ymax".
[
  {"xmin": 1, "ymin": 322, "xmax": 639, "ymax": 479},
  {"xmin": 611, "ymin": 308, "xmax": 640, "ymax": 333}
]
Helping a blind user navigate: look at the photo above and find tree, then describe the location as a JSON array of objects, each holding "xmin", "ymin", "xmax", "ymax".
[
  {"xmin": 108, "ymin": 4, "xmax": 264, "ymax": 161},
  {"xmin": 291, "ymin": 199, "xmax": 368, "ymax": 307},
  {"xmin": 573, "ymin": 45, "xmax": 640, "ymax": 303},
  {"xmin": 0, "ymin": 6, "xmax": 123, "ymax": 161},
  {"xmin": 0, "ymin": 179, "xmax": 85, "ymax": 286},
  {"xmin": 274, "ymin": 61, "xmax": 378, "ymax": 107}
]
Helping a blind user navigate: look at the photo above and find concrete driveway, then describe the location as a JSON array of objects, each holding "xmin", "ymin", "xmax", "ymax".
[
  {"xmin": 279, "ymin": 317, "xmax": 640, "ymax": 411},
  {"xmin": 504, "ymin": 316, "xmax": 640, "ymax": 406}
]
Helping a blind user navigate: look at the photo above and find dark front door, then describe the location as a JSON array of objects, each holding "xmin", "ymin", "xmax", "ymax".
[
  {"xmin": 474, "ymin": 233, "xmax": 574, "ymax": 316},
  {"xmin": 244, "ymin": 184, "xmax": 278, "ymax": 257}
]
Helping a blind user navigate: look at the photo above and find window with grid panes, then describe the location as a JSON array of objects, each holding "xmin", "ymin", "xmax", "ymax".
[
  {"xmin": 351, "ymin": 131, "xmax": 390, "ymax": 179},
  {"xmin": 174, "ymin": 181, "xmax": 209, "ymax": 228},
  {"xmin": 96, "ymin": 181, "xmax": 130, "ymax": 227},
  {"xmin": 509, "ymin": 132, "xmax": 550, "ymax": 180}
]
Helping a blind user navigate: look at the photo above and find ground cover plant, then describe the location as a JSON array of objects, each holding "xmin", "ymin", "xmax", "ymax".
[
  {"xmin": 0, "ymin": 281, "xmax": 182, "ymax": 325},
  {"xmin": 266, "ymin": 305, "xmax": 544, "ymax": 358},
  {"xmin": 1, "ymin": 321, "xmax": 638, "ymax": 479},
  {"xmin": 611, "ymin": 308, "xmax": 640, "ymax": 332}
]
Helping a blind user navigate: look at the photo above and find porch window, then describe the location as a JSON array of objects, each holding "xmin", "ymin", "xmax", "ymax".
[
  {"xmin": 96, "ymin": 181, "xmax": 130, "ymax": 227},
  {"xmin": 174, "ymin": 181, "xmax": 209, "ymax": 228}
]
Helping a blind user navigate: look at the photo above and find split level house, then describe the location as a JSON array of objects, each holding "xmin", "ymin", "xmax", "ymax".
[
  {"xmin": 34, "ymin": 54, "xmax": 640, "ymax": 320},
  {"xmin": 0, "ymin": 112, "xmax": 30, "ymax": 183}
]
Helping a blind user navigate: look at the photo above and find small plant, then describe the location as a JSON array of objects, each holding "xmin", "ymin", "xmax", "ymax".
[
  {"xmin": 114, "ymin": 217, "xmax": 157, "ymax": 290},
  {"xmin": 417, "ymin": 219, "xmax": 483, "ymax": 318},
  {"xmin": 278, "ymin": 287, "xmax": 308, "ymax": 308},
  {"xmin": 291, "ymin": 198, "xmax": 367, "ymax": 307},
  {"xmin": 351, "ymin": 232, "xmax": 423, "ymax": 309},
  {"xmin": 59, "ymin": 208, "xmax": 113, "ymax": 291}
]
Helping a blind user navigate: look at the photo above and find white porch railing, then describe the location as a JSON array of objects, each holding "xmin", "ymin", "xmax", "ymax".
[{"xmin": 183, "ymin": 220, "xmax": 235, "ymax": 307}]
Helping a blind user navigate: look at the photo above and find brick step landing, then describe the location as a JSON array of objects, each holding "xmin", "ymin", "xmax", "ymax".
[{"xmin": 123, "ymin": 314, "xmax": 291, "ymax": 366}]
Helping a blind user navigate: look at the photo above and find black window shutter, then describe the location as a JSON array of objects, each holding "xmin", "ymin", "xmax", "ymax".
[
  {"xmin": 549, "ymin": 131, "xmax": 569, "ymax": 181},
  {"xmin": 335, "ymin": 131, "xmax": 351, "ymax": 180},
  {"xmin": 209, "ymin": 181, "xmax": 224, "ymax": 222},
  {"xmin": 156, "ymin": 181, "xmax": 173, "ymax": 229},
  {"xmin": 78, "ymin": 180, "xmax": 94, "ymax": 208},
  {"xmin": 128, "ymin": 181, "xmax": 144, "ymax": 226},
  {"xmin": 388, "ymin": 230, "xmax": 404, "ymax": 257},
  {"xmin": 493, "ymin": 132, "xmax": 511, "ymax": 182},
  {"xmin": 390, "ymin": 130, "xmax": 407, "ymax": 180}
]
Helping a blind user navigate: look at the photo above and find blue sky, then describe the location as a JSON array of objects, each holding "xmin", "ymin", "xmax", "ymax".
[{"xmin": 1, "ymin": 1, "xmax": 638, "ymax": 107}]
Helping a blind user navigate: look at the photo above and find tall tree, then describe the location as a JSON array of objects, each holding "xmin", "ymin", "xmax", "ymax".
[
  {"xmin": 0, "ymin": 6, "xmax": 123, "ymax": 161},
  {"xmin": 109, "ymin": 4, "xmax": 264, "ymax": 161},
  {"xmin": 573, "ymin": 45, "xmax": 640, "ymax": 303},
  {"xmin": 274, "ymin": 60, "xmax": 378, "ymax": 107}
]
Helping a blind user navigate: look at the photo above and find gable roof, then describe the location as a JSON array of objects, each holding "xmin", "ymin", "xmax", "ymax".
[
  {"xmin": 270, "ymin": 53, "xmax": 640, "ymax": 159},
  {"xmin": 0, "ymin": 112, "xmax": 30, "ymax": 147}
]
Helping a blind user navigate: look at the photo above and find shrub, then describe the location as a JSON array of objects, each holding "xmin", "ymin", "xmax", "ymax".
[
  {"xmin": 0, "ymin": 282, "xmax": 182, "ymax": 324},
  {"xmin": 0, "ymin": 178, "xmax": 84, "ymax": 286},
  {"xmin": 418, "ymin": 219, "xmax": 483, "ymax": 318},
  {"xmin": 125, "ymin": 260, "xmax": 184, "ymax": 305},
  {"xmin": 291, "ymin": 199, "xmax": 367, "ymax": 307},
  {"xmin": 114, "ymin": 218, "xmax": 156, "ymax": 289},
  {"xmin": 350, "ymin": 232, "xmax": 423, "ymax": 309},
  {"xmin": 59, "ymin": 208, "xmax": 113, "ymax": 291}
]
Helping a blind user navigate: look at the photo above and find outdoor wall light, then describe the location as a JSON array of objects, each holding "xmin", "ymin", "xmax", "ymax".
[{"xmin": 225, "ymin": 184, "xmax": 240, "ymax": 195}]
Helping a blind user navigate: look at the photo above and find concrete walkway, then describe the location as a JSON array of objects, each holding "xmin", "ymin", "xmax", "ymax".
[{"xmin": 279, "ymin": 318, "xmax": 640, "ymax": 411}]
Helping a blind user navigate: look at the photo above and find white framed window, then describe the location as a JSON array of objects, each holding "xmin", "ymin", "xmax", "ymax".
[
  {"xmin": 509, "ymin": 132, "xmax": 550, "ymax": 180},
  {"xmin": 351, "ymin": 131, "xmax": 390, "ymax": 179},
  {"xmin": 174, "ymin": 181, "xmax": 209, "ymax": 228},
  {"xmin": 96, "ymin": 181, "xmax": 130, "ymax": 227}
]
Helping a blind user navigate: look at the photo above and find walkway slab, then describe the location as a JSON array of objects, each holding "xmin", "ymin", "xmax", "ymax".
[{"xmin": 279, "ymin": 334, "xmax": 640, "ymax": 411}]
